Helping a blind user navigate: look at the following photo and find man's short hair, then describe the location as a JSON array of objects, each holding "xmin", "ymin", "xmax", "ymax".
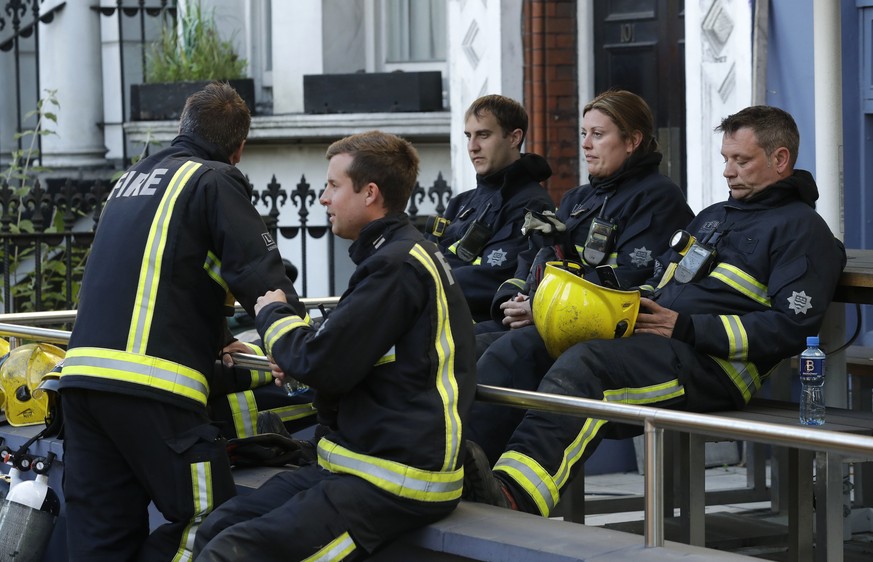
[
  {"xmin": 464, "ymin": 95, "xmax": 529, "ymax": 146},
  {"xmin": 179, "ymin": 82, "xmax": 251, "ymax": 160},
  {"xmin": 715, "ymin": 106, "xmax": 800, "ymax": 168},
  {"xmin": 325, "ymin": 131, "xmax": 420, "ymax": 214}
]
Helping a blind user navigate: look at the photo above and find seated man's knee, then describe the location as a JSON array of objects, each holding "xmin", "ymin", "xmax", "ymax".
[{"xmin": 194, "ymin": 510, "xmax": 226, "ymax": 556}]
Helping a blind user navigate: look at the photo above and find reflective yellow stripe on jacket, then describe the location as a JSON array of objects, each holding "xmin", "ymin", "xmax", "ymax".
[
  {"xmin": 709, "ymin": 263, "xmax": 768, "ymax": 401},
  {"xmin": 63, "ymin": 347, "xmax": 210, "ymax": 406},
  {"xmin": 129, "ymin": 161, "xmax": 202, "ymax": 354},
  {"xmin": 317, "ymin": 439, "xmax": 464, "ymax": 503},
  {"xmin": 409, "ymin": 242, "xmax": 463, "ymax": 472},
  {"xmin": 263, "ymin": 316, "xmax": 309, "ymax": 356}
]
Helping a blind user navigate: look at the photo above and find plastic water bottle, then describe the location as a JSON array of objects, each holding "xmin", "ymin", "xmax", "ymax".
[{"xmin": 799, "ymin": 336, "xmax": 826, "ymax": 425}]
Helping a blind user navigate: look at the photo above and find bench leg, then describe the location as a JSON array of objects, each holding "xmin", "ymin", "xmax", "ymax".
[
  {"xmin": 676, "ymin": 431, "xmax": 706, "ymax": 546},
  {"xmin": 772, "ymin": 446, "xmax": 790, "ymax": 514},
  {"xmin": 853, "ymin": 460, "xmax": 873, "ymax": 506},
  {"xmin": 788, "ymin": 448, "xmax": 814, "ymax": 562},
  {"xmin": 814, "ymin": 451, "xmax": 845, "ymax": 562},
  {"xmin": 560, "ymin": 465, "xmax": 586, "ymax": 523},
  {"xmin": 746, "ymin": 442, "xmax": 769, "ymax": 499}
]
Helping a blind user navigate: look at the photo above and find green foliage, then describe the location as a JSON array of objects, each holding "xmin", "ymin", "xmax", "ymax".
[
  {"xmin": 111, "ymin": 131, "xmax": 161, "ymax": 183},
  {"xmin": 145, "ymin": 1, "xmax": 247, "ymax": 83},
  {"xmin": 0, "ymin": 89, "xmax": 90, "ymax": 312},
  {"xmin": 4, "ymin": 90, "xmax": 59, "ymax": 189}
]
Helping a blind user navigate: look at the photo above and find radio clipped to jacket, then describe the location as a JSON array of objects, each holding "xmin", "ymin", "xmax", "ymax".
[
  {"xmin": 670, "ymin": 229, "xmax": 718, "ymax": 283},
  {"xmin": 582, "ymin": 197, "xmax": 617, "ymax": 266},
  {"xmin": 455, "ymin": 203, "xmax": 494, "ymax": 263}
]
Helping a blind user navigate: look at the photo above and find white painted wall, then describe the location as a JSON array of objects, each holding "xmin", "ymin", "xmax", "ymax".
[
  {"xmin": 447, "ymin": 0, "xmax": 524, "ymax": 195},
  {"xmin": 686, "ymin": 0, "xmax": 753, "ymax": 214},
  {"xmin": 39, "ymin": 0, "xmax": 107, "ymax": 167},
  {"xmin": 271, "ymin": 1, "xmax": 323, "ymax": 114}
]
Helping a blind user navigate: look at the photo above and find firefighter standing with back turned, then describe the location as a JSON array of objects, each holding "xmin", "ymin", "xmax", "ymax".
[{"xmin": 59, "ymin": 82, "xmax": 302, "ymax": 561}]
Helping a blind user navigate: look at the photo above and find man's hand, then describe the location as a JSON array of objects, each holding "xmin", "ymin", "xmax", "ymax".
[
  {"xmin": 255, "ymin": 289, "xmax": 287, "ymax": 316},
  {"xmin": 269, "ymin": 357, "xmax": 287, "ymax": 386},
  {"xmin": 634, "ymin": 297, "xmax": 679, "ymax": 338},
  {"xmin": 500, "ymin": 293, "xmax": 533, "ymax": 329},
  {"xmin": 220, "ymin": 340, "xmax": 252, "ymax": 368}
]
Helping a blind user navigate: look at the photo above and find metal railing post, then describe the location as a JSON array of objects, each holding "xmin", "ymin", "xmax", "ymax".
[{"xmin": 643, "ymin": 418, "xmax": 665, "ymax": 547}]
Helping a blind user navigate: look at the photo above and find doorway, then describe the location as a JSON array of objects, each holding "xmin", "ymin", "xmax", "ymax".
[{"xmin": 593, "ymin": 0, "xmax": 686, "ymax": 191}]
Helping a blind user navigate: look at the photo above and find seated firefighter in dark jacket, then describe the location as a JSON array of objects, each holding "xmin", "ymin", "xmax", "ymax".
[
  {"xmin": 463, "ymin": 105, "xmax": 847, "ymax": 518},
  {"xmin": 426, "ymin": 94, "xmax": 555, "ymax": 328},
  {"xmin": 195, "ymin": 130, "xmax": 476, "ymax": 560}
]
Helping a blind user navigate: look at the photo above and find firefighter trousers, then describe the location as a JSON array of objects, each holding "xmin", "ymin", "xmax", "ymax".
[
  {"xmin": 61, "ymin": 388, "xmax": 236, "ymax": 562},
  {"xmin": 480, "ymin": 333, "xmax": 740, "ymax": 517},
  {"xmin": 468, "ymin": 325, "xmax": 554, "ymax": 465},
  {"xmin": 193, "ymin": 463, "xmax": 457, "ymax": 561}
]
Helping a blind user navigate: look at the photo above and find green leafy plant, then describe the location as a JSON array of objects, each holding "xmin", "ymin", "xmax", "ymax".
[
  {"xmin": 4, "ymin": 90, "xmax": 59, "ymax": 195},
  {"xmin": 1, "ymin": 89, "xmax": 90, "ymax": 312},
  {"xmin": 111, "ymin": 130, "xmax": 161, "ymax": 183},
  {"xmin": 145, "ymin": 1, "xmax": 247, "ymax": 83}
]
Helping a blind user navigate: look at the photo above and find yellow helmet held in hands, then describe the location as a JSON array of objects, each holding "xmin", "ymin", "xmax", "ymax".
[
  {"xmin": 533, "ymin": 261, "xmax": 640, "ymax": 358},
  {"xmin": 0, "ymin": 343, "xmax": 65, "ymax": 427}
]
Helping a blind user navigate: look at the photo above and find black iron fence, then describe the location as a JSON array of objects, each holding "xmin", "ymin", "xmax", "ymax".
[
  {"xmin": 1, "ymin": 0, "xmax": 174, "ymax": 166},
  {"xmin": 0, "ymin": 172, "xmax": 453, "ymax": 312}
]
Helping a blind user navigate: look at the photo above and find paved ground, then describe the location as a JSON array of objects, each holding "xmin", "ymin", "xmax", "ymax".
[{"xmin": 580, "ymin": 463, "xmax": 873, "ymax": 560}]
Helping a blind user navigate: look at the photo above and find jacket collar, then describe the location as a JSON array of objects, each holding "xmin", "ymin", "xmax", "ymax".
[{"xmin": 349, "ymin": 213, "xmax": 410, "ymax": 264}]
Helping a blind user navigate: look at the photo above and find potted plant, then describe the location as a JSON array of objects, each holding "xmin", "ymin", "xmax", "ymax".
[{"xmin": 130, "ymin": 1, "xmax": 254, "ymax": 121}]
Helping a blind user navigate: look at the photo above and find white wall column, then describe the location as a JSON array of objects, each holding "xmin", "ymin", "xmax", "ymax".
[
  {"xmin": 685, "ymin": 0, "xmax": 752, "ymax": 213},
  {"xmin": 577, "ymin": 2, "xmax": 595, "ymax": 180},
  {"xmin": 813, "ymin": 0, "xmax": 843, "ymax": 241},
  {"xmin": 272, "ymin": 0, "xmax": 323, "ymax": 114},
  {"xmin": 39, "ymin": 0, "xmax": 107, "ymax": 168},
  {"xmin": 812, "ymin": 0, "xmax": 846, "ymax": 410},
  {"xmin": 447, "ymin": 0, "xmax": 523, "ymax": 194},
  {"xmin": 0, "ymin": 44, "xmax": 17, "ymax": 165}
]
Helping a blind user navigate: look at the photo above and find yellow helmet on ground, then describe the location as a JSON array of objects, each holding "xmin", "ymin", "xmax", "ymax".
[
  {"xmin": 533, "ymin": 261, "xmax": 640, "ymax": 358},
  {"xmin": 0, "ymin": 338, "xmax": 9, "ymax": 409},
  {"xmin": 0, "ymin": 343, "xmax": 65, "ymax": 427}
]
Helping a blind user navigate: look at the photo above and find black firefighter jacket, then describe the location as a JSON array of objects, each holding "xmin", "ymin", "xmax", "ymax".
[
  {"xmin": 257, "ymin": 214, "xmax": 476, "ymax": 505},
  {"xmin": 60, "ymin": 134, "xmax": 301, "ymax": 411},
  {"xmin": 429, "ymin": 153, "xmax": 554, "ymax": 321},
  {"xmin": 644, "ymin": 170, "xmax": 847, "ymax": 406}
]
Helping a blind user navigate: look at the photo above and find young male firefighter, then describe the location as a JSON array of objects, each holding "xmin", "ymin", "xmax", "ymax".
[
  {"xmin": 426, "ymin": 94, "xmax": 555, "ymax": 328},
  {"xmin": 194, "ymin": 131, "xmax": 477, "ymax": 561},
  {"xmin": 58, "ymin": 82, "xmax": 303, "ymax": 561}
]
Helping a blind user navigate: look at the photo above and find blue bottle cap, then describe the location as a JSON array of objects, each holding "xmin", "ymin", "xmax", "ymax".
[{"xmin": 807, "ymin": 336, "xmax": 820, "ymax": 346}]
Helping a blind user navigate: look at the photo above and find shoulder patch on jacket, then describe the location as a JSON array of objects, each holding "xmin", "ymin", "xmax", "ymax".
[
  {"xmin": 486, "ymin": 248, "xmax": 508, "ymax": 267},
  {"xmin": 262, "ymin": 232, "xmax": 278, "ymax": 251}
]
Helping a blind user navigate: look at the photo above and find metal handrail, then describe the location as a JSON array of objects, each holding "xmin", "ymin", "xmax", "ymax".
[
  {"xmin": 0, "ymin": 297, "xmax": 341, "ymax": 326},
  {"xmin": 2, "ymin": 312, "xmax": 873, "ymax": 548}
]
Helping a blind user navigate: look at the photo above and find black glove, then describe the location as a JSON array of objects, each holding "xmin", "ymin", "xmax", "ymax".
[{"xmin": 226, "ymin": 434, "xmax": 317, "ymax": 468}]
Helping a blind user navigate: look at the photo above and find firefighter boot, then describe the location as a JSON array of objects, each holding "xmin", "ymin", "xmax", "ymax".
[{"xmin": 462, "ymin": 441, "xmax": 516, "ymax": 510}]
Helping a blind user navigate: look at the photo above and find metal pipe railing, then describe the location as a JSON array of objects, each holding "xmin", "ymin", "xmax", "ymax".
[
  {"xmin": 475, "ymin": 384, "xmax": 873, "ymax": 548},
  {"xmin": 0, "ymin": 297, "xmax": 341, "ymax": 326},
  {"xmin": 3, "ymin": 310, "xmax": 873, "ymax": 549}
]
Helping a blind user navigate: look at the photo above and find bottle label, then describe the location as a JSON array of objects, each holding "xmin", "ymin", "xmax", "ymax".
[{"xmin": 799, "ymin": 356, "xmax": 824, "ymax": 381}]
